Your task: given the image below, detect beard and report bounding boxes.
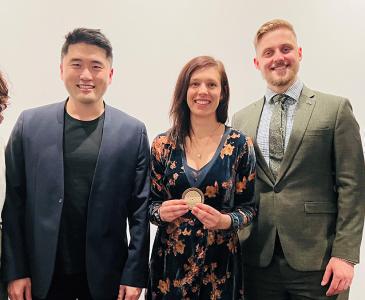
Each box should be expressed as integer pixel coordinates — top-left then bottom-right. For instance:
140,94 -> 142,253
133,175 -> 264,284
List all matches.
266,60 -> 299,88
269,76 -> 293,87
267,67 -> 297,88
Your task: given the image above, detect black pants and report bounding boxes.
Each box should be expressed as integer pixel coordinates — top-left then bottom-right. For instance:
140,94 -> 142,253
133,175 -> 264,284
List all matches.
0,280 -> 7,300
244,239 -> 349,300
33,271 -> 92,300
0,228 -> 7,300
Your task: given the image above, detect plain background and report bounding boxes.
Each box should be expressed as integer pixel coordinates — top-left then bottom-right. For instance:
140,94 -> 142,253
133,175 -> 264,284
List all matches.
0,0 -> 364,298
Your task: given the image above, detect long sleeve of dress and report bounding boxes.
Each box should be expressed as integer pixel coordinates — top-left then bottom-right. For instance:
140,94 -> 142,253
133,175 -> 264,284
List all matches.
227,136 -> 256,230
148,135 -> 171,226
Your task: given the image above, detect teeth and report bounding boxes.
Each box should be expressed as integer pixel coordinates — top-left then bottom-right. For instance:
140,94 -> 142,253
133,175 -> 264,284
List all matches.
78,84 -> 94,89
195,100 -> 210,104
272,64 -> 287,70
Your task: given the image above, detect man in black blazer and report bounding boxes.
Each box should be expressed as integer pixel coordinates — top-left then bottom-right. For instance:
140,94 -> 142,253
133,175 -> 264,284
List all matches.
1,28 -> 150,300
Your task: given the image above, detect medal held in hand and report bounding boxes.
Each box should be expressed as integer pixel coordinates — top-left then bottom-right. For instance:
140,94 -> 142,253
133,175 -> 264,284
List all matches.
182,187 -> 204,209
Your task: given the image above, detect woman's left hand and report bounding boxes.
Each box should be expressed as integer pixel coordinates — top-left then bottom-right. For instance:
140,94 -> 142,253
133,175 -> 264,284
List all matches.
191,203 -> 231,230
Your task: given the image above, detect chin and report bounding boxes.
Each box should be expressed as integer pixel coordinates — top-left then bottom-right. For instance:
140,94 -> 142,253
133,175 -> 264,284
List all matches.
269,75 -> 294,87
78,98 -> 98,104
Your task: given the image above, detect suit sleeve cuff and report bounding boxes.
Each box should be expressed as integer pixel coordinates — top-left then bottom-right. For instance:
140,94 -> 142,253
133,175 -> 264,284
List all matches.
333,256 -> 356,266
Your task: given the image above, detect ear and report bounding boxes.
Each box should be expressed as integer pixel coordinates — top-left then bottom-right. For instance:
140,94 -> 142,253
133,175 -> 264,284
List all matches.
108,68 -> 114,84
298,47 -> 303,61
254,57 -> 260,69
60,63 -> 64,80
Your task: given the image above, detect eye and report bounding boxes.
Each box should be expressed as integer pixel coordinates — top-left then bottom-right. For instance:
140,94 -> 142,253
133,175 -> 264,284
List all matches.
208,82 -> 218,88
92,65 -> 103,70
282,46 -> 292,54
71,63 -> 81,68
190,82 -> 200,88
263,50 -> 273,57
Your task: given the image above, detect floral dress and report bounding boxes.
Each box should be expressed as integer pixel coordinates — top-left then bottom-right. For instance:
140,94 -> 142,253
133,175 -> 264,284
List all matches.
147,127 -> 256,300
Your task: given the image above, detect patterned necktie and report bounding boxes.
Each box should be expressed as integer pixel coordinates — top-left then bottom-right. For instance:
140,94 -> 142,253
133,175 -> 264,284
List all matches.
269,94 -> 289,179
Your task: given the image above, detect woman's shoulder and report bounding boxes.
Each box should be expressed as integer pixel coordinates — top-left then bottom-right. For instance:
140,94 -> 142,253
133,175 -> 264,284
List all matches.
151,131 -> 178,161
152,131 -> 176,147
226,127 -> 253,146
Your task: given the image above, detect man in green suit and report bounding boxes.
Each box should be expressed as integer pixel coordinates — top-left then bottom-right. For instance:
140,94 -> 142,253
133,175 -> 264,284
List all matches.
232,19 -> 365,300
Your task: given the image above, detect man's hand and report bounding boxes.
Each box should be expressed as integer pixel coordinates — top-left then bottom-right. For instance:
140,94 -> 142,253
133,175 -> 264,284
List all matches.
8,278 -> 32,300
321,257 -> 354,296
117,285 -> 142,300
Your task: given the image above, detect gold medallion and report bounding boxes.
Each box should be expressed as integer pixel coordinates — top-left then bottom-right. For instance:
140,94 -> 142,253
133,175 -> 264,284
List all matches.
182,187 -> 204,209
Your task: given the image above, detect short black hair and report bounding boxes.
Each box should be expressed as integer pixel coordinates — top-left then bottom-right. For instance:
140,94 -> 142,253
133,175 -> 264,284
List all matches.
61,28 -> 113,63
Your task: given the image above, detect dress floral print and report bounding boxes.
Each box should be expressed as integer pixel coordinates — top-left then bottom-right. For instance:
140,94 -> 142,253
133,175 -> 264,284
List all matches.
147,127 -> 256,300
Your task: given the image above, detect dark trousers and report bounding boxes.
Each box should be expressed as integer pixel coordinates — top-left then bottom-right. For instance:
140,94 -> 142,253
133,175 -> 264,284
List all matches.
244,240 -> 349,300
0,280 -> 7,300
33,271 -> 92,300
0,228 -> 7,300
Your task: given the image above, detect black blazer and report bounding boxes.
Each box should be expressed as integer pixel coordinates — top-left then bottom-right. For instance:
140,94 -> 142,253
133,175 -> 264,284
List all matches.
1,101 -> 150,299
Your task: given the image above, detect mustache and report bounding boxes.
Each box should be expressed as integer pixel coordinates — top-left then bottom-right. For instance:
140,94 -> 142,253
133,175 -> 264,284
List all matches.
271,61 -> 288,68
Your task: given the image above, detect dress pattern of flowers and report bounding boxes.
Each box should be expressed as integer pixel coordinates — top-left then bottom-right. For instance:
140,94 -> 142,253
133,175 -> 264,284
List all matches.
147,127 -> 256,300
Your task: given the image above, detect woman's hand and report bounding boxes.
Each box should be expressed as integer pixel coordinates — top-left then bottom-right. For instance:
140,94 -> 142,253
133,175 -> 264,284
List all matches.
159,199 -> 189,222
192,203 -> 231,230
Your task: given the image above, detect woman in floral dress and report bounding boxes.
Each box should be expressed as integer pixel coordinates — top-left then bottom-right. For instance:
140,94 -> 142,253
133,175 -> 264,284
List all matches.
147,56 -> 256,300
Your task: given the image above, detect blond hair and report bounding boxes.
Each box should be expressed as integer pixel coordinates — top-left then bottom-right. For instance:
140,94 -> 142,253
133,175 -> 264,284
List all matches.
254,19 -> 296,48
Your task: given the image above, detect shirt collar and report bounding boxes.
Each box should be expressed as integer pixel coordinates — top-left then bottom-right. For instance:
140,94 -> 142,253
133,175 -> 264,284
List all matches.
264,78 -> 304,104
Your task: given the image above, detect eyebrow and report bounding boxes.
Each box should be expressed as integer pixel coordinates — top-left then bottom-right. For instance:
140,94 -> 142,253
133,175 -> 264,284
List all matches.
281,43 -> 294,48
261,43 -> 293,52
69,58 -> 104,65
261,47 -> 273,53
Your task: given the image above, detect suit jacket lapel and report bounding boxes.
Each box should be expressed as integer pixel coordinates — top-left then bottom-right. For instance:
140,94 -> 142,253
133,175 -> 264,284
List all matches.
56,101 -> 66,179
276,86 -> 316,183
88,104 -> 111,203
245,98 -> 275,185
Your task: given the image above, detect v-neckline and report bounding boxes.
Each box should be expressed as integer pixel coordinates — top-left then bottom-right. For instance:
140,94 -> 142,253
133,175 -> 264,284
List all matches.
182,126 -> 230,188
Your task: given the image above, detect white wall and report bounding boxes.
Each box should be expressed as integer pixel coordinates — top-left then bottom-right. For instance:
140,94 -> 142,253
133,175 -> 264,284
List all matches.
1,0 -> 364,298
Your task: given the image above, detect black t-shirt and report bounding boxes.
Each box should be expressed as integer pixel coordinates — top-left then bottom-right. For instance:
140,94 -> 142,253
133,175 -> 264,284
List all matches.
57,110 -> 104,274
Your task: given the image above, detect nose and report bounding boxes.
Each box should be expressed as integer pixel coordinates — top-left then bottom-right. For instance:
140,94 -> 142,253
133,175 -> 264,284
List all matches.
273,50 -> 285,62
80,67 -> 92,80
198,83 -> 208,94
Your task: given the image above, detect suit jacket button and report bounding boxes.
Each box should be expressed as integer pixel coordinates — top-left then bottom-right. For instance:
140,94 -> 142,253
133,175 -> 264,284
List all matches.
273,187 -> 279,193
58,198 -> 63,203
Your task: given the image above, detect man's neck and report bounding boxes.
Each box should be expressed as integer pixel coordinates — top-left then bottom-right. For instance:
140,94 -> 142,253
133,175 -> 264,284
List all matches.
66,98 -> 105,121
268,77 -> 297,94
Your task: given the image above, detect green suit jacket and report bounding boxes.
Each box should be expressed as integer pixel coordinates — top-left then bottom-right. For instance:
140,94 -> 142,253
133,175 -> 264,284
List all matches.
232,85 -> 365,271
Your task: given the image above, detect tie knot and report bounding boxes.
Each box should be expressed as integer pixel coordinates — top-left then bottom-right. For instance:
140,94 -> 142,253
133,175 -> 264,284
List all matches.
272,94 -> 288,104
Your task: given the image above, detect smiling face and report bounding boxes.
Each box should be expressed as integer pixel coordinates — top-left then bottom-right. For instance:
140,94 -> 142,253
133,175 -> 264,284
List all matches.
60,42 -> 113,105
254,28 -> 302,93
186,66 -> 222,120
